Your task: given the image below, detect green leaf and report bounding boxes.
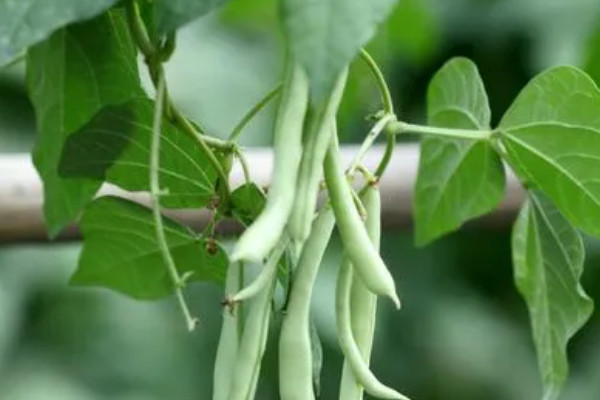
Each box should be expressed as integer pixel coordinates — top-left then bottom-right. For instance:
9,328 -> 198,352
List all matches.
230,183 -> 266,226
59,99 -> 219,209
0,0 -> 119,66
512,191 -> 593,400
281,0 -> 398,101
583,21 -> 600,85
498,66 -> 600,237
72,196 -> 228,299
152,0 -> 229,33
414,57 -> 505,245
26,10 -> 142,237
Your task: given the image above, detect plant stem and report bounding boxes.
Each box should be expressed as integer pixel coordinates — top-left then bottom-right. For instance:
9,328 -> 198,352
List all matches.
357,164 -> 377,184
169,105 -> 231,149
359,49 -> 394,115
348,114 -> 395,175
234,147 -> 253,185
169,104 -> 233,202
358,49 -> 396,179
229,84 -> 283,142
389,120 -> 492,140
126,0 -> 233,201
374,130 -> 395,178
202,133 -> 232,150
125,0 -> 157,59
149,73 -> 198,332
351,189 -> 368,220
159,31 -> 177,61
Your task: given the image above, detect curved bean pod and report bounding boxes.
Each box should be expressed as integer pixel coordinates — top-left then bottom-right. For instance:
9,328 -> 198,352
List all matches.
287,68 -> 349,243
323,132 -> 400,307
213,263 -> 241,400
231,62 -> 309,263
227,277 -> 276,400
336,261 -> 410,400
279,207 -> 336,400
339,185 -> 381,400
231,236 -> 288,303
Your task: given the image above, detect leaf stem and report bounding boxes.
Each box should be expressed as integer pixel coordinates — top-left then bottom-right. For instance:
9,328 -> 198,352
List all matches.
374,130 -> 395,178
359,49 -> 394,115
358,49 -> 396,178
356,164 -> 377,184
149,73 -> 198,332
348,114 -> 395,175
125,0 -> 157,59
228,84 -> 283,142
169,103 -> 233,202
234,146 -> 253,185
351,189 -> 368,220
389,120 -> 492,140
126,0 -> 233,200
169,105 -> 231,149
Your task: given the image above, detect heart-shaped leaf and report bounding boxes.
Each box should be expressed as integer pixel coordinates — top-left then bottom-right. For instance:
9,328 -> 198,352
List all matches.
281,0 -> 398,101
498,66 -> 600,237
59,99 -> 219,209
0,0 -> 119,66
27,9 -> 143,236
512,191 -> 593,400
71,196 -> 228,299
414,57 -> 504,245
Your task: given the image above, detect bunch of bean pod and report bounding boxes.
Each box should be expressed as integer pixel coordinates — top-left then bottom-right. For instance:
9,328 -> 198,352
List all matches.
214,58 -> 410,400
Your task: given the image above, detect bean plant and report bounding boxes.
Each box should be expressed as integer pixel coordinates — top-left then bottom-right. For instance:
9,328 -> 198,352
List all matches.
1,1 -> 598,399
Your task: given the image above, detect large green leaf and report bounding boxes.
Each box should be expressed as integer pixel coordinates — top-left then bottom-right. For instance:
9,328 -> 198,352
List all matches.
0,0 -> 119,66
414,57 -> 505,245
27,10 -> 142,237
512,191 -> 593,400
59,99 -> 219,209
72,196 -> 228,299
498,66 -> 600,237
152,0 -> 229,33
281,0 -> 397,101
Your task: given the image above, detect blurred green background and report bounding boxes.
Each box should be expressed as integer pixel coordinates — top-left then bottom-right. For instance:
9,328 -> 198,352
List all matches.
2,0 -> 600,399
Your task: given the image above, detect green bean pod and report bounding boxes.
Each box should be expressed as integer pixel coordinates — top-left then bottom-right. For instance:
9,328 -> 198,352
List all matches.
213,263 -> 241,400
279,207 -> 336,400
323,133 -> 400,307
339,186 -> 381,400
231,62 -> 309,263
246,366 -> 260,400
287,68 -> 349,243
245,289 -> 272,400
336,261 -> 410,400
231,237 -> 288,303
227,278 -> 276,400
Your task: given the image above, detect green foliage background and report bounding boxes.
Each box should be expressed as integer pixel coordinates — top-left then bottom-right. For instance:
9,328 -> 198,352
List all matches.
2,0 -> 600,399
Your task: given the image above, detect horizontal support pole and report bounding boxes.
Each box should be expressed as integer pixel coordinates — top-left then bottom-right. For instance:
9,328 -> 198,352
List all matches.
0,145 -> 524,243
